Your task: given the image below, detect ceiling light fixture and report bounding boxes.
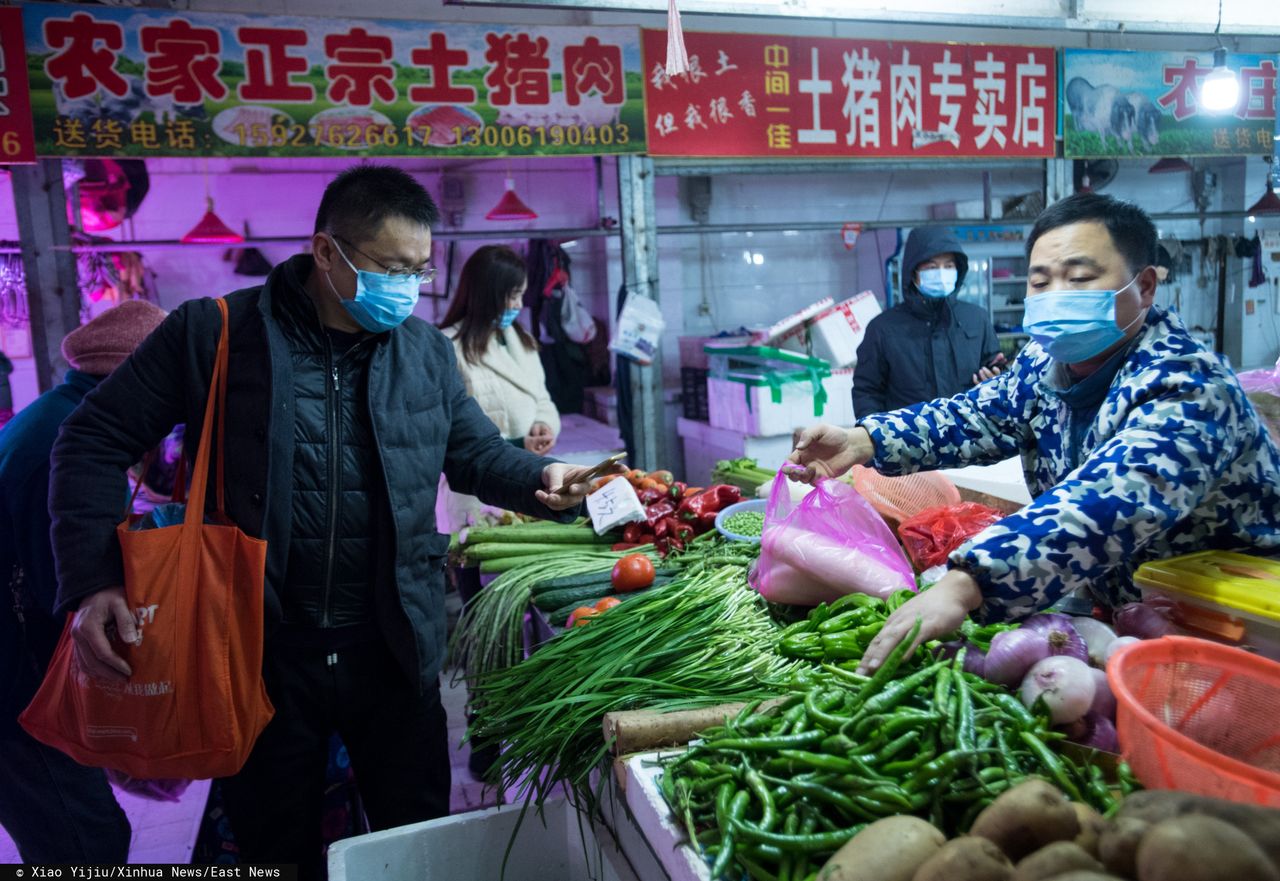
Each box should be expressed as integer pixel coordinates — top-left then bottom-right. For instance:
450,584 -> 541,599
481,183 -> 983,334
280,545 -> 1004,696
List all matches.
182,161 -> 243,244
1149,157 -> 1194,174
485,177 -> 538,222
1247,157 -> 1280,215
1200,2 -> 1239,113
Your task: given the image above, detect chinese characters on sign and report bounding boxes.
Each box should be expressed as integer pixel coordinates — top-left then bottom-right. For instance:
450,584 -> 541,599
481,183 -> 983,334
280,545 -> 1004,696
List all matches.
1063,49 -> 1278,158
22,3 -> 645,157
0,7 -> 37,163
641,30 -> 1056,158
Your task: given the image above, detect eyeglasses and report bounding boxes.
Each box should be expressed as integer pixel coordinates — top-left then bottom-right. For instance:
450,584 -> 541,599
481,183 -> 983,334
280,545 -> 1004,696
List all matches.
333,234 -> 437,285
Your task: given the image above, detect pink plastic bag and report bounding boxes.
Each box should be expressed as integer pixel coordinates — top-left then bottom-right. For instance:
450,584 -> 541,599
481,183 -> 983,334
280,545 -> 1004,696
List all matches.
751,471 -> 915,605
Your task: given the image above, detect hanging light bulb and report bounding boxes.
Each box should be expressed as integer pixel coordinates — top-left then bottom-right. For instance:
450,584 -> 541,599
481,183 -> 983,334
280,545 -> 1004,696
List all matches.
485,177 -> 538,222
1148,157 -> 1193,174
1201,47 -> 1239,113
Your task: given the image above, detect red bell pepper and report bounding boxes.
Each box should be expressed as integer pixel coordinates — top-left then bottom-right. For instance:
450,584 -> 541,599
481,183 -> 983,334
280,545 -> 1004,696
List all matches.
622,522 -> 652,545
637,487 -> 667,505
611,542 -> 646,552
644,498 -> 677,526
677,484 -> 742,522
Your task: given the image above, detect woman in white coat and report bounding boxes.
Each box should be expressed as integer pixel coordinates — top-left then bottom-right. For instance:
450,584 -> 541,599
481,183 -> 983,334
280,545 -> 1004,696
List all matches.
437,245 -> 562,534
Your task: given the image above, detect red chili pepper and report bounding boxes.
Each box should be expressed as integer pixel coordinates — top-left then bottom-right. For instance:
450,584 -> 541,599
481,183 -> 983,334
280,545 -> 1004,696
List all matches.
657,516 -> 688,543
677,484 -> 742,522
669,481 -> 688,500
611,542 -> 646,552
622,522 -> 648,545
655,536 -> 671,556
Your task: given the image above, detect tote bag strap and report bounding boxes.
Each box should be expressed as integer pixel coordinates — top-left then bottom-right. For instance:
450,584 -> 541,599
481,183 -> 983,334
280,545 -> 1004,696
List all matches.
182,298 -> 231,528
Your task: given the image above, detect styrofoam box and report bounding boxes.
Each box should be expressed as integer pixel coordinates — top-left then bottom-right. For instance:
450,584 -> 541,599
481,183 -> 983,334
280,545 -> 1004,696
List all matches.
707,372 -> 854,437
328,797 -> 640,881
809,292 -> 882,368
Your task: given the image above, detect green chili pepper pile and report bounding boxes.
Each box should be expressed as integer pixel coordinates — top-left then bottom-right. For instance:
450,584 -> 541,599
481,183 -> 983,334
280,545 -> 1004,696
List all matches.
777,589 -> 1014,665
659,618 -> 1120,881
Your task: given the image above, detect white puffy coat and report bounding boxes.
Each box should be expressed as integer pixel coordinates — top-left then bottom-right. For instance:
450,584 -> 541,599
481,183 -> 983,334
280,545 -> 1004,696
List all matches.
436,324 -> 561,532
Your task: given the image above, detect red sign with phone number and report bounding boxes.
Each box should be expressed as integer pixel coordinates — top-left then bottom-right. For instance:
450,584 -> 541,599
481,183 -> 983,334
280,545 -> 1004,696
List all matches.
0,7 -> 36,164
642,29 -> 1056,158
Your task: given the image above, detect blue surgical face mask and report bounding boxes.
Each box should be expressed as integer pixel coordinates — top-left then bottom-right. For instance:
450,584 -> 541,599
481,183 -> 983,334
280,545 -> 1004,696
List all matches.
326,237 -> 420,333
917,267 -> 958,299
497,307 -> 521,330
1023,276 -> 1146,363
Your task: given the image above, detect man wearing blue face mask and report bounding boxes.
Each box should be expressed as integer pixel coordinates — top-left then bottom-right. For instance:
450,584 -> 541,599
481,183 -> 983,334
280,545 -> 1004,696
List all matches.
790,192 -> 1280,672
47,165 -> 608,878
853,226 -> 1003,417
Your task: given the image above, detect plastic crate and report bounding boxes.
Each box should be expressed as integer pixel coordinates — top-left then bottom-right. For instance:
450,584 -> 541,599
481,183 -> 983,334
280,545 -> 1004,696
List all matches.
1134,551 -> 1280,660
681,367 -> 710,421
1109,636 -> 1280,807
328,797 -> 638,881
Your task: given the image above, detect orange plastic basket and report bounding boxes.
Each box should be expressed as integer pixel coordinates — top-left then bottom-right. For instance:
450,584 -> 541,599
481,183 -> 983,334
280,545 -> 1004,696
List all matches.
1108,635 -> 1280,807
848,465 -> 961,527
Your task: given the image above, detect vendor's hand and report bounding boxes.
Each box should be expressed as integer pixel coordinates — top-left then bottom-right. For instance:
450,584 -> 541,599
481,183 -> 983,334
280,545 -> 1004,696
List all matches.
524,422 -> 556,456
537,462 -> 623,511
785,425 -> 874,485
857,571 -> 984,674
71,586 -> 138,682
971,364 -> 1003,384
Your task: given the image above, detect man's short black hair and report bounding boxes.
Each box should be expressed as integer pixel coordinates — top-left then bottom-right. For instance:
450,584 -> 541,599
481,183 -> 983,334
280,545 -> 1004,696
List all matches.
314,164 -> 439,241
1026,192 -> 1157,275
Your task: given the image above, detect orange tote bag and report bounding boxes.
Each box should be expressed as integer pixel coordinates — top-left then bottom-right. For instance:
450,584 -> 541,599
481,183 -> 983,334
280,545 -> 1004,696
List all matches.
21,298 -> 274,779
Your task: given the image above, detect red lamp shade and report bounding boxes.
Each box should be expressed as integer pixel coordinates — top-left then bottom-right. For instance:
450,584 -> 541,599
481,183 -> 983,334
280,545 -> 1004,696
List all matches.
485,178 -> 538,221
182,199 -> 244,244
1149,157 -> 1193,174
1248,182 -> 1280,215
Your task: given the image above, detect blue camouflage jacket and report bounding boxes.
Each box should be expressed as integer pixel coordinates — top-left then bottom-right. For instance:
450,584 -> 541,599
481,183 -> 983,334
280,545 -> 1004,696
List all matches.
859,307 -> 1280,623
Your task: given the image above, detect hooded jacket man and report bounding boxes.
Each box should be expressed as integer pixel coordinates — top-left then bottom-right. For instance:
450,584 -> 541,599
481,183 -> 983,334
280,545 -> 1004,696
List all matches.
853,227 -> 1002,417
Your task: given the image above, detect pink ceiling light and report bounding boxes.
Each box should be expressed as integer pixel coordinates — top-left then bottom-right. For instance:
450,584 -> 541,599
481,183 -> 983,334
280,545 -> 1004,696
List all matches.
485,178 -> 538,221
182,197 -> 244,244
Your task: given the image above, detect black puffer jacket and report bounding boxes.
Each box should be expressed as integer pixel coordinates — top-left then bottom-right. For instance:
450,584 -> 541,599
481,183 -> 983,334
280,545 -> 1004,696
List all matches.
275,275 -> 379,628
49,255 -> 569,691
853,227 -> 1000,417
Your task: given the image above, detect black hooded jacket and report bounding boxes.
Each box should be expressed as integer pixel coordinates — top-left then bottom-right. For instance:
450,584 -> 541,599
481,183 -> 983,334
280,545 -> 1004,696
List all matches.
853,227 -> 1001,417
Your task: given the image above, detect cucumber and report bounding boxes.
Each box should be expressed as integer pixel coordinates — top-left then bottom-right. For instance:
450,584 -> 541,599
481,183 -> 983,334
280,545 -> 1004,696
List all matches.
530,572 -> 615,597
533,584 -> 614,611
464,542 -> 604,563
462,524 -> 606,546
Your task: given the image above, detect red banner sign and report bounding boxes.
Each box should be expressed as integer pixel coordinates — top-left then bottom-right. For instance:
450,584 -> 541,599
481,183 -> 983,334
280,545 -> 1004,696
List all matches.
0,7 -> 36,164
642,30 -> 1056,158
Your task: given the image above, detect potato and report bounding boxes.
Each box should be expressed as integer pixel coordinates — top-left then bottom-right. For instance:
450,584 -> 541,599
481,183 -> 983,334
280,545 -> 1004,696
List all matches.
970,779 -> 1081,862
1135,815 -> 1280,881
818,815 -> 945,881
1097,816 -> 1148,878
1070,803 -> 1107,859
912,836 -> 1013,881
1014,842 -> 1105,881
1116,789 -> 1280,866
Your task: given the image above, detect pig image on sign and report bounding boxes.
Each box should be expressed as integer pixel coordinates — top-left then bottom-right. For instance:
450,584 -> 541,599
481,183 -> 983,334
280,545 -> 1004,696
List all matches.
1066,76 -> 1139,151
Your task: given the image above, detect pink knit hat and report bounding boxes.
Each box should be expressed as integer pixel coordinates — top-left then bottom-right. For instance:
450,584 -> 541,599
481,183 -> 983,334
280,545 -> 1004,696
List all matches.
61,299 -> 167,375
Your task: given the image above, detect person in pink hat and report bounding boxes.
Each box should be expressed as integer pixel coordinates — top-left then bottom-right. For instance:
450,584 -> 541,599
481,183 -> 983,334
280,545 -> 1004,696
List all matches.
0,298 -> 165,864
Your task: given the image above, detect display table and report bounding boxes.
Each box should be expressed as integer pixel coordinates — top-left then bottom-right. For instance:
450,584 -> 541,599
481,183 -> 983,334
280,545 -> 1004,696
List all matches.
598,752 -> 708,881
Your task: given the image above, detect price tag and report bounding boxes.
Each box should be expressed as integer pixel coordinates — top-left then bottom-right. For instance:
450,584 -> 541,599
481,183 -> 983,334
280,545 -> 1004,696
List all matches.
586,477 -> 647,536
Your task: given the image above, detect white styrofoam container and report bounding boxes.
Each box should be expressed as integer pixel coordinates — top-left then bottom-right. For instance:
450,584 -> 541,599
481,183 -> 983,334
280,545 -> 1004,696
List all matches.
328,797 -> 639,881
809,292 -> 882,368
707,372 -> 854,437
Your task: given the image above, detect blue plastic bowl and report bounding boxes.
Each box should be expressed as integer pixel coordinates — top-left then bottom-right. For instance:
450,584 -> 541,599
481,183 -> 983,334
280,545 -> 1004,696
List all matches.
715,499 -> 768,544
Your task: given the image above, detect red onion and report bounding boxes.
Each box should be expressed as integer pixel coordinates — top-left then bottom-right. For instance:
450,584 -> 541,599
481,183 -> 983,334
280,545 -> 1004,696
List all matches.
1020,655 -> 1096,725
1067,711 -> 1120,753
1089,666 -> 1116,720
1114,602 -> 1179,639
1071,616 -> 1118,667
936,640 -> 988,678
985,628 -> 1052,686
1022,613 -> 1089,663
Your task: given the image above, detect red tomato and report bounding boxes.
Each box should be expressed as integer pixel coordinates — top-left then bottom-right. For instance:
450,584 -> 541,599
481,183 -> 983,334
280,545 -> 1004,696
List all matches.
593,596 -> 622,613
611,554 -> 656,593
566,605 -> 599,628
